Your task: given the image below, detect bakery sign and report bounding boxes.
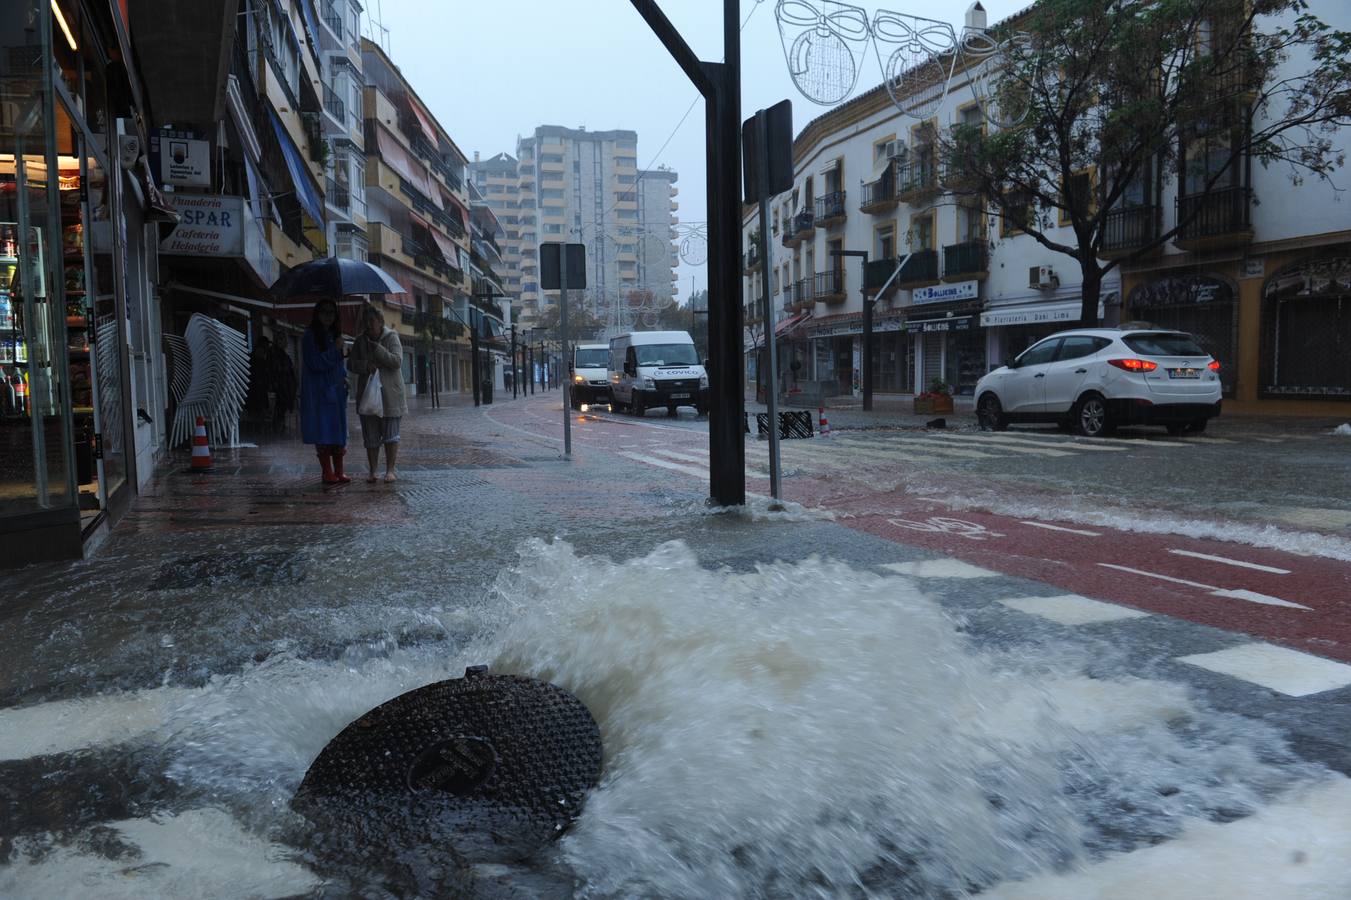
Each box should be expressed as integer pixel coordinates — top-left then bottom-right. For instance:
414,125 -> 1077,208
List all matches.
160,195 -> 277,284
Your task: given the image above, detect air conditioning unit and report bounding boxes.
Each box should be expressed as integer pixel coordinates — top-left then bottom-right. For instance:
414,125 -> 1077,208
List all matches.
885,140 -> 908,161
1028,265 -> 1059,289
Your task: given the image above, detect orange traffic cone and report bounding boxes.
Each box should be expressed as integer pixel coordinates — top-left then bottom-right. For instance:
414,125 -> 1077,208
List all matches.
818,407 -> 831,437
191,416 -> 213,470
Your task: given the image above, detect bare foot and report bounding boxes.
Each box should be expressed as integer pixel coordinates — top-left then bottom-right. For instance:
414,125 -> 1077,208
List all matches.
383,471 -> 398,483
366,472 -> 378,483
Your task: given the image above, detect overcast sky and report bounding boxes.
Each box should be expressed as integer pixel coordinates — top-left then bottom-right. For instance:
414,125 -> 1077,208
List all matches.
366,0 -> 1028,305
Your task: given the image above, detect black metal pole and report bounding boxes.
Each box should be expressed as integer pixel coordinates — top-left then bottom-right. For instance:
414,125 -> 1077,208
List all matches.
631,0 -> 743,505
470,321 -> 481,408
511,324 -> 518,399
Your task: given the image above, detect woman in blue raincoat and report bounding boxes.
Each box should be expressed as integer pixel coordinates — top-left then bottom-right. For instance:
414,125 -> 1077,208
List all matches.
300,298 -> 351,484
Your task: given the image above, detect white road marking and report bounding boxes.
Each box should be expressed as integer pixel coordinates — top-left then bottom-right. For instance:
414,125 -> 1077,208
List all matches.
0,687 -> 197,762
1021,521 -> 1102,537
956,432 -> 1131,452
650,448 -> 710,466
1095,564 -> 1310,611
844,437 -> 1003,459
1168,548 -> 1291,575
1209,588 -> 1311,611
882,559 -> 1000,578
1095,563 -> 1217,590
618,451 -> 706,479
919,434 -> 1083,457
999,594 -> 1150,626
1178,643 -> 1351,696
777,442 -> 954,467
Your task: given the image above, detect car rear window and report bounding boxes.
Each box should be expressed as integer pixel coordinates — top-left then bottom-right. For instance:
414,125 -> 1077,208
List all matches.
1122,333 -> 1206,356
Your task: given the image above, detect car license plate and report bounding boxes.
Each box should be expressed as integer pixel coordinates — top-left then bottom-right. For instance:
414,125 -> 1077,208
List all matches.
670,392 -> 690,399
1168,368 -> 1199,379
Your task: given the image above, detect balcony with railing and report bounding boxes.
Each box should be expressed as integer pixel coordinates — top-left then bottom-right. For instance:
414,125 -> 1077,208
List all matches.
1101,205 -> 1159,258
325,176 -> 350,216
319,0 -> 344,46
814,269 -> 846,303
941,241 -> 989,281
1174,186 -> 1253,252
743,242 -> 761,273
863,258 -> 899,298
789,277 -> 815,311
815,191 -> 847,228
782,209 -> 815,248
859,171 -> 897,214
895,159 -> 940,204
896,248 -> 940,289
321,83 -> 346,134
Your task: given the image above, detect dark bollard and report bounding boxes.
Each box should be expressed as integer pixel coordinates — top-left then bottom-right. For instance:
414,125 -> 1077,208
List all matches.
293,667 -> 602,859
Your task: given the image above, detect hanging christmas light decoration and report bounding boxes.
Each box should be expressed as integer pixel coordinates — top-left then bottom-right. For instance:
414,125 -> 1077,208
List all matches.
775,0 -> 872,106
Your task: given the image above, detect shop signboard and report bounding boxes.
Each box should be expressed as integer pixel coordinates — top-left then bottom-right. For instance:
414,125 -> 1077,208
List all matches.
159,195 -> 277,286
912,280 -> 978,305
150,130 -> 211,187
904,316 -> 973,334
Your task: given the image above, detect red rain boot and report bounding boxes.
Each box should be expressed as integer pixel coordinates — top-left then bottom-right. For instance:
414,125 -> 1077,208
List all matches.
319,447 -> 338,484
331,446 -> 352,484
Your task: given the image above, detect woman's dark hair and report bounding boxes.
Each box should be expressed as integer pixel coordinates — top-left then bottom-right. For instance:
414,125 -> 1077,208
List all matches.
309,299 -> 341,348
362,304 -> 384,329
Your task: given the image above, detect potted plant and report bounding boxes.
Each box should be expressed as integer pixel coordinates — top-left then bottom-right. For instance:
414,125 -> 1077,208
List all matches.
914,376 -> 954,415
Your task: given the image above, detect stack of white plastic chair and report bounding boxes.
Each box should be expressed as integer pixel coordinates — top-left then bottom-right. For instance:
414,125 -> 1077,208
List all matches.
169,313 -> 251,449
162,333 -> 192,405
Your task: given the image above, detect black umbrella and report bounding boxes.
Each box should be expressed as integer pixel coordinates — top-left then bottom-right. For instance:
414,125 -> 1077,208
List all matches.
269,256 -> 405,299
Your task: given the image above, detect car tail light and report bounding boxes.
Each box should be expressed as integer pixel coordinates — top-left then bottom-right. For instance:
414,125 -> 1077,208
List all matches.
1207,360 -> 1221,371
1108,358 -> 1158,372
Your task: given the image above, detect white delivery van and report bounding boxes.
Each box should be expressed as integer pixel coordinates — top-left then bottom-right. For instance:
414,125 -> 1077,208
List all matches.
570,343 -> 611,409
608,331 -> 709,417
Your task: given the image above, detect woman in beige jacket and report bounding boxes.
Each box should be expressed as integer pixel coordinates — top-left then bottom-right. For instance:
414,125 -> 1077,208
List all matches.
348,305 -> 408,482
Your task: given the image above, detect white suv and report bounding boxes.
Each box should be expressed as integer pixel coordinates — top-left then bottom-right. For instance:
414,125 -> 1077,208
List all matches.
974,328 -> 1222,437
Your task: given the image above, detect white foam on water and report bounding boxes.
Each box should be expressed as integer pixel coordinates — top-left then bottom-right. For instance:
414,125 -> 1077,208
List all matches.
24,539 -> 1323,899
0,807 -> 319,900
899,481 -> 1351,563
0,687 -> 199,762
979,775 -> 1351,899
475,540 -> 1325,899
1331,424 -> 1351,436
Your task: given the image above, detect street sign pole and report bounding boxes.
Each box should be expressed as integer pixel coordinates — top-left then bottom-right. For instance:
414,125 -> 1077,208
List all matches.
560,251 -> 572,458
756,114 -> 782,502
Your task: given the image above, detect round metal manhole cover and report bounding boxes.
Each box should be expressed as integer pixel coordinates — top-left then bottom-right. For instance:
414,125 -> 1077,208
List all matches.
293,668 -> 602,857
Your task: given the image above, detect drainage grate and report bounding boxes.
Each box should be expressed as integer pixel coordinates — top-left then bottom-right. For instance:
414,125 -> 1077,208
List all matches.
396,476 -> 492,504
148,551 -> 307,590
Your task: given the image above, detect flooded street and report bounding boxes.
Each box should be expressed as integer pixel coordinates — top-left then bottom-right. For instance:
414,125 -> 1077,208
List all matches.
3,397 -> 1350,898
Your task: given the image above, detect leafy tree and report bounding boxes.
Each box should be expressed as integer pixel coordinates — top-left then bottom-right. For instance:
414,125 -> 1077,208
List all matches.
943,0 -> 1351,325
536,294 -> 601,342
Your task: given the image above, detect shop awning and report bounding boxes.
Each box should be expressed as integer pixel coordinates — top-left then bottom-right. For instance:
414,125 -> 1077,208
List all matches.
406,96 -> 439,147
775,310 -> 810,337
374,125 -> 436,202
267,109 -> 325,225
429,227 -> 459,265
979,298 -> 1105,328
446,194 -> 469,230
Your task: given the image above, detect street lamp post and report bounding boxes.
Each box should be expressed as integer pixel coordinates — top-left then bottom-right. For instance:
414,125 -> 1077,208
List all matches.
831,248 -> 873,412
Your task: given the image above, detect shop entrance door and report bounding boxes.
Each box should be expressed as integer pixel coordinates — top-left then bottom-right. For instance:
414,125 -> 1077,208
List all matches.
65,105 -> 128,522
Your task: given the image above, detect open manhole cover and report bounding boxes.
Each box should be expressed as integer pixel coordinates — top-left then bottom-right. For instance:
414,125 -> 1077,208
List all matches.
293,667 -> 602,860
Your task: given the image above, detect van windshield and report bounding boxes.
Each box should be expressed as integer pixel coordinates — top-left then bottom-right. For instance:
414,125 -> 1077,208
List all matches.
636,344 -> 699,367
574,348 -> 608,368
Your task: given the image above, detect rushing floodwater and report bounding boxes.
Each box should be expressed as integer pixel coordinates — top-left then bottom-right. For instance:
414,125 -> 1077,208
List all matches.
2,539 -> 1341,898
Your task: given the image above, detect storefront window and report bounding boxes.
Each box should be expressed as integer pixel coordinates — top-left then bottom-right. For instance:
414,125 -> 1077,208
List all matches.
1,0 -> 73,517
1261,257 -> 1351,399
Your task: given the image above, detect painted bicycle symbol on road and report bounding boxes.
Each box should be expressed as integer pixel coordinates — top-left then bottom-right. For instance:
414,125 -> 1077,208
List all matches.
887,516 -> 1005,541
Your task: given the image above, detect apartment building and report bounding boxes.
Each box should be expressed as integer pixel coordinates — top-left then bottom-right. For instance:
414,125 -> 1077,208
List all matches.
510,127 -> 679,334
360,37 -> 474,395
315,0 -> 368,263
745,2 -> 1351,415
469,152 -> 524,319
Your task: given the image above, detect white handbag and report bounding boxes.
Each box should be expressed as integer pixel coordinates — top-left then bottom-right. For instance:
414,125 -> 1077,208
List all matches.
358,367 -> 384,417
